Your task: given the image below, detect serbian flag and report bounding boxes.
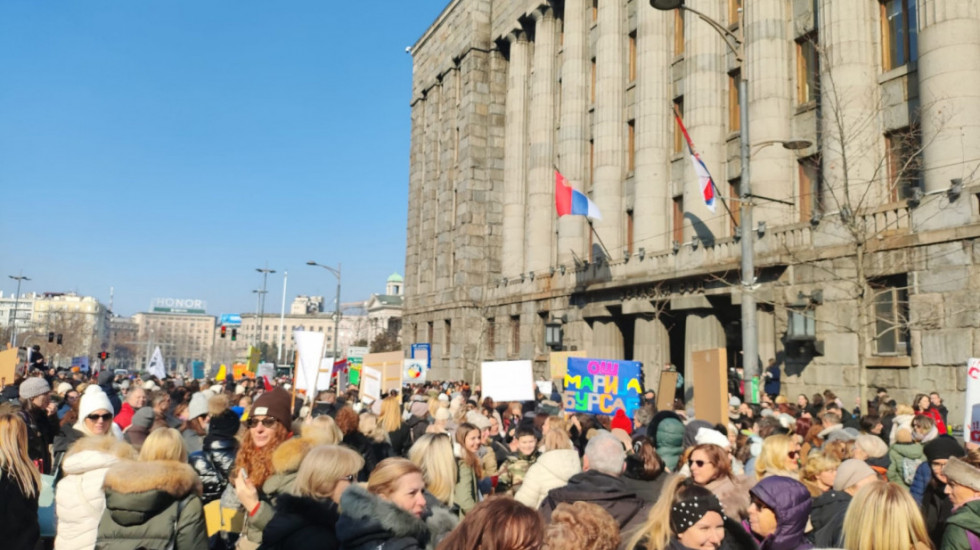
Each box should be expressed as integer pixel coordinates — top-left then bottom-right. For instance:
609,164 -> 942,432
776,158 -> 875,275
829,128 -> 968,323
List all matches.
555,170 -> 602,219
674,111 -> 717,213
330,358 -> 347,379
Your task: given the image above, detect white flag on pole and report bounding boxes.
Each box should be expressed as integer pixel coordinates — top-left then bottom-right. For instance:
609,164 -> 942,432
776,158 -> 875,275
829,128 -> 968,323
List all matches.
294,330 -> 328,391
148,346 -> 166,379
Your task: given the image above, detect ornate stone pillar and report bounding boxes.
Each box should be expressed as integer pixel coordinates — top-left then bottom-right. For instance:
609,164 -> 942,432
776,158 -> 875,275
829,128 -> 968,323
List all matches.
634,315 -> 670,391
591,318 -> 624,360
592,0 -> 626,258
503,30 -> 530,279
683,310 -> 726,401
526,8 -> 558,274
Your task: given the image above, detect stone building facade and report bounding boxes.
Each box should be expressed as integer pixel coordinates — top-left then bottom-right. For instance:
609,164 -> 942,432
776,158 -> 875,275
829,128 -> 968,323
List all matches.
404,0 -> 980,424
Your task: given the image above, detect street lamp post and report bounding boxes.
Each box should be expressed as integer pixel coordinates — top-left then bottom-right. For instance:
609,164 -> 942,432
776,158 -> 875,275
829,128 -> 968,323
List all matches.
256,266 -> 276,349
251,289 -> 267,346
307,261 -> 341,375
8,273 -> 30,347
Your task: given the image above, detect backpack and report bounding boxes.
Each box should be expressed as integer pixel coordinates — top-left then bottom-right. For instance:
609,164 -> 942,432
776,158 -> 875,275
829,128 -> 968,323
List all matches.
901,456 -> 924,486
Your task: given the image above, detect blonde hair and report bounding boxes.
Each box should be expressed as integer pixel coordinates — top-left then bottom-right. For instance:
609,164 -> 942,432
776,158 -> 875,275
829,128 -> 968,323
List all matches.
841,480 -> 933,550
626,475 -> 687,550
428,398 -> 440,418
139,428 -> 188,462
302,415 -> 343,444
0,413 -> 40,498
546,501 -> 620,550
546,415 -> 569,435
408,433 -> 456,506
367,457 -> 423,498
379,396 -> 403,432
359,412 -> 387,443
755,434 -> 797,479
295,445 -> 364,500
802,451 -> 840,481
543,428 -> 574,451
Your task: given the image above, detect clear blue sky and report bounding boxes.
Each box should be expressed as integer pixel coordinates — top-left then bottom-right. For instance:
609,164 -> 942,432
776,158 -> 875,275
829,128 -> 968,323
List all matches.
0,1 -> 447,316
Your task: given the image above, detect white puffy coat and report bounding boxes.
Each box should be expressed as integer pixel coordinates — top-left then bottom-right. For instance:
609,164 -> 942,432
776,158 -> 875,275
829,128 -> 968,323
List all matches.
55,449 -> 122,550
514,449 -> 582,509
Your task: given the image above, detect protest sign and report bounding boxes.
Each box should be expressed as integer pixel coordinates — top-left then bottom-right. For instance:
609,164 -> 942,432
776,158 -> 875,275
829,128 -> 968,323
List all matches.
403,359 -> 427,384
481,360 -> 535,402
966,358 -> 980,443
549,350 -> 587,379
691,348 -> 727,426
191,361 -> 205,380
294,330 -> 327,391
0,347 -> 17,387
360,366 -> 382,401
563,357 -> 643,417
71,356 -> 90,373
535,380 -> 554,396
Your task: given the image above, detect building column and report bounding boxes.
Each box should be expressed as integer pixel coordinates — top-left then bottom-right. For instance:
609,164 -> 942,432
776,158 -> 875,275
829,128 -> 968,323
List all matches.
503,30 -> 530,279
634,0 -> 672,253
558,0 -> 590,268
406,97 -> 425,301
591,318 -> 624,360
917,0 -> 980,228
684,0 -> 727,241
421,83 -> 442,295
745,0 -> 795,227
818,1 -> 881,207
592,0 -> 626,259
683,310 -> 726,400
757,307 -> 778,370
634,315 -> 670,391
526,8 -> 558,275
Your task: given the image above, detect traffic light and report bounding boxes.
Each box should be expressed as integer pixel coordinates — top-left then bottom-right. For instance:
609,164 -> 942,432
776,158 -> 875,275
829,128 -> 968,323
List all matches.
47,332 -> 55,343
98,351 -> 110,361
231,329 -> 237,341
56,334 -> 63,345
220,326 -> 227,338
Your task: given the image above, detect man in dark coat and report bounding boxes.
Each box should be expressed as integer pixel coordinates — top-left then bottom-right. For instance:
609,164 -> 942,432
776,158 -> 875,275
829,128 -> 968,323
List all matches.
810,459 -> 877,547
763,359 -> 781,398
97,369 -> 122,414
539,432 -> 650,538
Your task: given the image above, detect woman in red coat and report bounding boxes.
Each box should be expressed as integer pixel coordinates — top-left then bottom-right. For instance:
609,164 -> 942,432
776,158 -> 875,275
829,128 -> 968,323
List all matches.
913,393 -> 947,435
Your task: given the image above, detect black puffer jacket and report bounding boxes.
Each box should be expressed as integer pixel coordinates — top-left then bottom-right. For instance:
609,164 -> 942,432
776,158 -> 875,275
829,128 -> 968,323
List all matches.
336,485 -> 453,550
259,493 -> 340,550
809,490 -> 850,548
188,438 -> 238,503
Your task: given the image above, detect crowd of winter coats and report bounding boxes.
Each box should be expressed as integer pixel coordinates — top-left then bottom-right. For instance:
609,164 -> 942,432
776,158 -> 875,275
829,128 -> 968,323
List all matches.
1,368 -> 978,550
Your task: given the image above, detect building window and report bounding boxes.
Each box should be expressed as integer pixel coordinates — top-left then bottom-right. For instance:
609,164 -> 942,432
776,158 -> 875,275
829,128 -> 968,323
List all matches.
427,321 -> 434,345
728,71 -> 740,132
627,119 -> 636,172
674,9 -> 684,56
510,315 -> 521,356
728,179 -> 740,235
444,319 -> 451,353
673,96 -> 684,154
880,0 -> 917,71
871,275 -> 909,356
799,155 -> 822,222
589,139 -> 595,188
590,58 -> 597,103
885,126 -> 922,202
728,0 -> 742,26
796,33 -> 819,104
628,31 -> 637,83
626,210 -> 634,256
486,318 -> 495,355
672,196 -> 684,244
592,0 -> 598,22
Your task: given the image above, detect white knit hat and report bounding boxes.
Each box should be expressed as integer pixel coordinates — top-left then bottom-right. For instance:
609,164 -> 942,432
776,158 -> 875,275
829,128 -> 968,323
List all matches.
78,385 -> 114,420
695,426 -> 731,449
187,392 -> 208,420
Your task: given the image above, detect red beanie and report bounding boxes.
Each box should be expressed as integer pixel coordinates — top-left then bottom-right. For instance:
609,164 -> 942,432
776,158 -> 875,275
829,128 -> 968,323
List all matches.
611,409 -> 632,434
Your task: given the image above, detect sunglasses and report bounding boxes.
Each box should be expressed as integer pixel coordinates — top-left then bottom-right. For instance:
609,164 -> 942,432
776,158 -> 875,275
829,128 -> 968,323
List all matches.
689,459 -> 709,468
87,413 -> 112,422
246,417 -> 278,429
788,450 -> 800,459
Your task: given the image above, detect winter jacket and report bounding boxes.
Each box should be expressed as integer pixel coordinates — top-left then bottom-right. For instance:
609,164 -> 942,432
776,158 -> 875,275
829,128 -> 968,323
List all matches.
258,493 -> 340,550
344,432 -> 395,482
188,437 -> 238,503
706,475 -> 753,522
942,499 -> 980,550
404,415 -> 429,446
539,471 -> 651,537
808,490 -> 850,548
55,448 -> 124,550
764,364 -> 781,397
114,402 -> 136,431
96,459 -> 208,550
420,491 -> 460,548
514,449 -> 582,508
336,484 -> 449,550
749,476 -> 813,550
388,423 -> 413,457
622,471 -> 673,504
921,476 -> 954,548
454,459 -> 480,516
887,441 -> 924,489
20,405 -> 57,473
242,435 -> 320,545
0,468 -> 40,550
648,411 -> 685,472
911,460 -> 932,504
916,407 -> 947,436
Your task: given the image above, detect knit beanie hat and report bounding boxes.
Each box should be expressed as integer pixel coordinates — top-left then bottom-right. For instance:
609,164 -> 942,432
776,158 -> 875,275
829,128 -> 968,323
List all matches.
78,385 -> 114,420
854,434 -> 889,459
695,426 -> 731,449
131,407 -> 156,430
56,381 -> 74,396
834,459 -> 877,491
611,409 -> 633,435
924,435 -> 966,463
187,392 -> 208,420
249,387 -> 291,430
944,456 -> 980,492
19,377 -> 51,400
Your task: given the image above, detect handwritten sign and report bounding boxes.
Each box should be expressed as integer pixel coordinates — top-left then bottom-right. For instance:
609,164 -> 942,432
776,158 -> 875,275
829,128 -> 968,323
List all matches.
967,358 -> 980,442
563,357 -> 643,417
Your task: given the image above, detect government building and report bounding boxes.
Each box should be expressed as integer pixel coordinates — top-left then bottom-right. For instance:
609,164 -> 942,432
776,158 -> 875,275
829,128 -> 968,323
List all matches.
402,0 -> 980,421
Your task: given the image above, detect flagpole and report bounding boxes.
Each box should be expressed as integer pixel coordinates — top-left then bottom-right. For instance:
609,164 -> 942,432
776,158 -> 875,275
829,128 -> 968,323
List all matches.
587,220 -> 613,262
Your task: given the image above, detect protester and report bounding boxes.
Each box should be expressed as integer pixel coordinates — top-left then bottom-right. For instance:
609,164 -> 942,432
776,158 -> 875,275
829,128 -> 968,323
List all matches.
438,496 -> 545,550
800,451 -> 839,497
357,412 -> 397,478
0,412 -> 42,550
913,435 -> 964,547
188,393 -> 240,503
381,395 -> 413,457
940,456 -> 980,548
913,393 -> 947,436
122,406 -> 155,450
182,391 -> 208,454
18,375 -> 57,473
754,434 -> 801,480
497,425 -> 540,494
514,428 -> 582,509
337,458 -> 456,549
647,411 -> 685,472
687,440 -> 752,522
887,423 -> 925,490
113,386 -> 145,430
54,436 -> 135,550
259,445 -> 364,550
454,421 -> 484,516
53,385 -> 121,477
408,432 -> 459,512
840,480 -> 932,550
621,436 -> 671,504
542,501 -> 619,550
748,476 -> 812,550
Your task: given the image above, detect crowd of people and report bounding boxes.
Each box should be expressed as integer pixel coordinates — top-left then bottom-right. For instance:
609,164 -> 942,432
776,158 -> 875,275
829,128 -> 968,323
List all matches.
0,361 -> 974,550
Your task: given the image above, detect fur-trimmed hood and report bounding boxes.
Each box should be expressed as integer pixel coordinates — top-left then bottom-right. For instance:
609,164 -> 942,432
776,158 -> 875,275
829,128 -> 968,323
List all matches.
336,484 -> 430,549
271,435 -> 322,474
103,460 -> 202,527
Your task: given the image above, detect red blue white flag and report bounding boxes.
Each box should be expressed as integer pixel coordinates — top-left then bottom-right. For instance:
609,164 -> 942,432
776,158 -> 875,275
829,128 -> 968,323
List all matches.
674,111 -> 717,213
555,170 -> 602,220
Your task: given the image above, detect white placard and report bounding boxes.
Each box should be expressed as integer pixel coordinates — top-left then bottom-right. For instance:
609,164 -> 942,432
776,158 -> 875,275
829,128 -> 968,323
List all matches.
294,330 -> 327,391
361,366 -> 382,401
481,360 -> 535,402
966,358 -> 980,443
403,359 -> 427,384
535,380 -> 554,396
148,347 -> 166,379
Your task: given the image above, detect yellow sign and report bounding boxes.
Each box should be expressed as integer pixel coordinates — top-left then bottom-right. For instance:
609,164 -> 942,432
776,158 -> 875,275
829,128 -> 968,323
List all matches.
246,346 -> 261,373
215,364 -> 227,381
549,350 -> 587,379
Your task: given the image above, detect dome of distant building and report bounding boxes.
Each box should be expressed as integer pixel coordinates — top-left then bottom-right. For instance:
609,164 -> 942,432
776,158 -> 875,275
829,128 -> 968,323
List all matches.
387,272 -> 403,283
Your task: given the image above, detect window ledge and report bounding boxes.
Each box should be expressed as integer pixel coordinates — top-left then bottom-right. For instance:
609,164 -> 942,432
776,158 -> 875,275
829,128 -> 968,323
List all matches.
878,60 -> 917,85
867,355 -> 912,368
795,101 -> 818,115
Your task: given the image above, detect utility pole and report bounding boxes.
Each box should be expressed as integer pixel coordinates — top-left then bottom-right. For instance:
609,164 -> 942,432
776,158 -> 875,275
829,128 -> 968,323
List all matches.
256,265 -> 276,348
8,272 -> 30,347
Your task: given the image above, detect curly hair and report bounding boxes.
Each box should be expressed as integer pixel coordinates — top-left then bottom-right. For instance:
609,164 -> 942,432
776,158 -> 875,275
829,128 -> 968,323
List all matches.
544,501 -> 620,550
334,406 -> 359,436
234,422 -> 290,488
